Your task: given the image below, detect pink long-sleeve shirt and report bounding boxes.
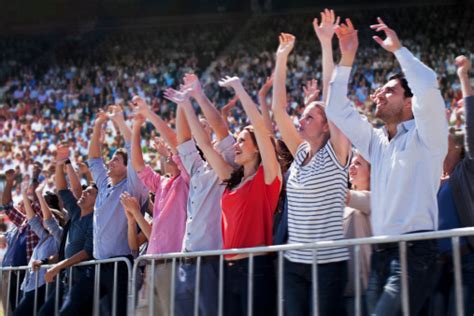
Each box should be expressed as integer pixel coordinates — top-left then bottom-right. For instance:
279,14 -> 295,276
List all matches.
138,155 -> 189,255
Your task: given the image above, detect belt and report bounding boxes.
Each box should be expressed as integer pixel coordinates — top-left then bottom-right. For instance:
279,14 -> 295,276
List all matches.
179,256 -> 219,265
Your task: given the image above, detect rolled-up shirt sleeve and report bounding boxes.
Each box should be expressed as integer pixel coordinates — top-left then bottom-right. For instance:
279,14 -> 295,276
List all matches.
326,66 -> 379,162
215,134 -> 237,167
138,165 -> 162,193
178,139 -> 204,177
125,141 -> 148,202
44,218 -> 63,243
28,215 -> 48,240
87,157 -> 109,190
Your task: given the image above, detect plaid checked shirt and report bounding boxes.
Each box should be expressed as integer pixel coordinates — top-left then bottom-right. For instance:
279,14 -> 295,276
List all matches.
2,200 -> 42,262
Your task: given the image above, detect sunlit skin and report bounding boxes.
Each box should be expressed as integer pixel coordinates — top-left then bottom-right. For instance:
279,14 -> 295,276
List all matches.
372,79 -> 413,138
77,186 -> 98,211
233,129 -> 259,171
442,135 -> 463,177
106,152 -> 127,185
298,102 -> 330,146
349,154 -> 370,191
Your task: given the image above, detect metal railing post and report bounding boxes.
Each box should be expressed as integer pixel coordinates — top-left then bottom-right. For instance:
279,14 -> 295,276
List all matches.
278,251 -> 284,316
451,237 -> 464,316
399,241 -> 409,315
149,259 -> 155,316
247,254 -> 254,316
311,249 -> 319,316
218,255 -> 224,316
194,256 -> 202,316
354,245 -> 361,316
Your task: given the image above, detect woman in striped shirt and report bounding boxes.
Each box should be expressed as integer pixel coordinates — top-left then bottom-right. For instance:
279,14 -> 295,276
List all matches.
272,10 -> 352,316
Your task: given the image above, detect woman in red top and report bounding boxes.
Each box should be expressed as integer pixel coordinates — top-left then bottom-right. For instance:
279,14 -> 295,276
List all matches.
218,76 -> 282,316
176,73 -> 282,315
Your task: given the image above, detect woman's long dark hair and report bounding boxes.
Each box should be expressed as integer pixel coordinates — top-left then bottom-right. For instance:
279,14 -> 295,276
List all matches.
224,126 -> 261,190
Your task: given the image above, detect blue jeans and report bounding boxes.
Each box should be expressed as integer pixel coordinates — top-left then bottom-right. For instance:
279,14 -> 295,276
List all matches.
224,255 -> 276,316
366,239 -> 437,316
284,259 -> 347,316
175,259 -> 219,316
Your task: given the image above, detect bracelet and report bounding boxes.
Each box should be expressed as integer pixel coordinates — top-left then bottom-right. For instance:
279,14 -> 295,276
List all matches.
41,258 -> 49,265
64,159 -> 71,165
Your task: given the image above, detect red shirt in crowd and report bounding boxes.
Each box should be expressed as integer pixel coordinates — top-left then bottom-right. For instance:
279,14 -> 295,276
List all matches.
221,165 -> 281,258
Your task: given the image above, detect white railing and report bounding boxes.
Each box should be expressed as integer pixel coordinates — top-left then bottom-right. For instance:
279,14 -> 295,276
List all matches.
2,227 -> 474,316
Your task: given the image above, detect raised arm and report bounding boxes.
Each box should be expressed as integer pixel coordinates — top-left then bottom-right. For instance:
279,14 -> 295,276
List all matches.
258,76 -> 275,135
44,250 -> 90,283
184,73 -> 230,141
130,114 -> 146,173
176,104 -> 192,146
221,96 -> 238,131
65,164 -> 83,200
317,16 -> 352,165
219,76 -> 282,184
371,17 -> 447,152
456,55 -> 473,158
2,169 -> 15,205
88,111 -> 108,159
77,162 -> 94,185
21,183 -> 36,220
326,19 -> 376,162
108,105 -> 132,142
313,9 -> 339,103
131,96 -> 178,152
165,88 -> 234,181
55,145 -> 68,191
272,33 -> 303,156
35,182 -> 52,221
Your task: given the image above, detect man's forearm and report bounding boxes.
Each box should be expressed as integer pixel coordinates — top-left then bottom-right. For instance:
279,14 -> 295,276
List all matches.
1,181 -> 13,205
88,125 -> 103,159
459,73 -> 473,98
194,93 -> 228,141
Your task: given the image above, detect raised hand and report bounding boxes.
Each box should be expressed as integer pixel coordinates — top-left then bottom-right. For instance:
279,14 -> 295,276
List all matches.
182,73 -> 203,98
303,79 -> 321,106
5,169 -> 16,183
107,105 -> 125,123
370,17 -> 402,53
221,96 -> 239,115
163,88 -> 190,104
313,9 -> 340,43
258,76 -> 273,98
94,110 -> 108,127
130,95 -> 151,117
56,144 -> 70,163
335,18 -> 359,66
276,33 -> 295,59
32,260 -> 42,272
218,76 -> 243,90
455,55 -> 471,77
152,137 -> 171,157
20,181 -> 29,195
133,113 -> 146,127
35,180 -> 46,196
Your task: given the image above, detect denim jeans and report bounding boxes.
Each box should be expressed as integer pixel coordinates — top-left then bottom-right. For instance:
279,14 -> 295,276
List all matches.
224,255 -> 276,316
366,239 -> 437,316
175,259 -> 219,316
427,251 -> 474,316
13,285 -> 46,316
284,258 -> 347,316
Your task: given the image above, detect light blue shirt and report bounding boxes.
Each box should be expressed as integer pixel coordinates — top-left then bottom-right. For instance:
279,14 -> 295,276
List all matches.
326,47 -> 448,236
177,135 -> 236,252
22,216 -> 60,292
88,142 -> 148,259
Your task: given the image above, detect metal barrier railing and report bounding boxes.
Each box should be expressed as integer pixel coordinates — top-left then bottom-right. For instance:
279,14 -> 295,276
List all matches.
0,257 -> 132,316
1,227 -> 474,316
131,227 -> 474,316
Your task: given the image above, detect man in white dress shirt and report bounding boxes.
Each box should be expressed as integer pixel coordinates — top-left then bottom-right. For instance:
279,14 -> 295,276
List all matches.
325,17 -> 448,315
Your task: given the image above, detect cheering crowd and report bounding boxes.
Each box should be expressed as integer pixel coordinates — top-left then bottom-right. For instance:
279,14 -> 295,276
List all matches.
1,4 -> 474,316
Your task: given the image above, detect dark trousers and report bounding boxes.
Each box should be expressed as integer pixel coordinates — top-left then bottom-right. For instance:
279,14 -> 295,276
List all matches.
425,251 -> 474,316
13,285 -> 46,316
284,259 -> 347,316
98,259 -> 131,316
6,270 -> 25,312
224,255 -> 276,316
38,268 -> 95,316
175,259 -> 219,316
366,239 -> 437,316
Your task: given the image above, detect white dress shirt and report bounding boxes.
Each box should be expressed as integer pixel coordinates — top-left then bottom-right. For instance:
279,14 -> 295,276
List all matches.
326,47 -> 448,236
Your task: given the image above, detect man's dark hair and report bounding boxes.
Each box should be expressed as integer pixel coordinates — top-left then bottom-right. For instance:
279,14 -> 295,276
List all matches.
115,148 -> 128,166
389,73 -> 413,98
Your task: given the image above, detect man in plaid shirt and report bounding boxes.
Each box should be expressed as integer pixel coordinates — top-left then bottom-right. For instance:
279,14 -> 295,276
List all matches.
1,168 -> 42,313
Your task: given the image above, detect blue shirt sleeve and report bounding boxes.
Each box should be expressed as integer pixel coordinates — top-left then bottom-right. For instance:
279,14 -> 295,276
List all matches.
58,189 -> 80,220
88,157 -> 110,190
124,142 -> 148,205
